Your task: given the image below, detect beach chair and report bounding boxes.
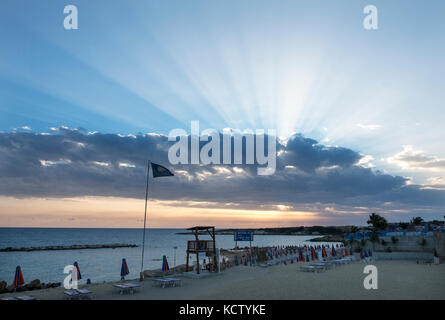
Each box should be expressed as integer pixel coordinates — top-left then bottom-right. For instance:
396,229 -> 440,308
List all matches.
64,289 -> 92,300
331,259 -> 345,266
64,290 -> 80,300
152,277 -> 181,288
313,263 -> 333,270
152,278 -> 172,288
113,283 -> 141,294
16,296 -> 37,300
164,277 -> 182,287
300,265 -> 324,273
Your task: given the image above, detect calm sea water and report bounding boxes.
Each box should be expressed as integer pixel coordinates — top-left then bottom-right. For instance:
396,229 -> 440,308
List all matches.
0,228 -> 333,284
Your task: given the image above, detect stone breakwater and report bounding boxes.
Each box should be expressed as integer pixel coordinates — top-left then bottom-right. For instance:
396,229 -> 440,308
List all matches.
0,279 -> 61,294
0,243 -> 138,252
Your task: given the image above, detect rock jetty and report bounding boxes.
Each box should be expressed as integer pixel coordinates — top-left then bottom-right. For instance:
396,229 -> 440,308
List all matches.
0,279 -> 61,294
0,243 -> 137,252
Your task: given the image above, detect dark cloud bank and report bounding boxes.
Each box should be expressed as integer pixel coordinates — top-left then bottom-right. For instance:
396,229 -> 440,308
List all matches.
1,128 -> 444,220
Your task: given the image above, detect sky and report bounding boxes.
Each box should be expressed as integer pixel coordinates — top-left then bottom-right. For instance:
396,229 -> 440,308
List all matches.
1,0 -> 445,228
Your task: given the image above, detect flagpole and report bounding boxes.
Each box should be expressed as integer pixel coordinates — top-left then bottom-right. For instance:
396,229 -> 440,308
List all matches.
140,159 -> 150,280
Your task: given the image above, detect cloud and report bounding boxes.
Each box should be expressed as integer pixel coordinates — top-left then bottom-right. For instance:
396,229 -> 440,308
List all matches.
0,128 -> 444,216
387,145 -> 445,171
356,123 -> 381,131
357,155 -> 376,168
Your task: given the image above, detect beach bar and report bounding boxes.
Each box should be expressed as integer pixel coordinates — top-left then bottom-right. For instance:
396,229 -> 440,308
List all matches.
186,226 -> 217,274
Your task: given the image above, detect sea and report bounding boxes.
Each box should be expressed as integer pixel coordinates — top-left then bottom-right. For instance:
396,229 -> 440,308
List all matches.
0,228 -> 336,284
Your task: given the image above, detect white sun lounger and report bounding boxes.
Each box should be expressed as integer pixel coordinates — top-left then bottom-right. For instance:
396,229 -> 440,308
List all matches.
300,265 -> 324,273
16,296 -> 37,300
64,289 -> 92,300
164,278 -> 182,287
152,278 -> 181,288
112,283 -> 141,295
312,263 -> 333,270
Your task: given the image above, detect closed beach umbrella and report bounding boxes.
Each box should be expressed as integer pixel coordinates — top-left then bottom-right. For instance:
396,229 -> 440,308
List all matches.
322,247 -> 327,258
234,256 -> 238,266
299,249 -> 304,261
331,247 -> 336,257
120,258 -> 129,279
73,261 -> 82,281
13,266 -> 25,289
162,255 -> 170,272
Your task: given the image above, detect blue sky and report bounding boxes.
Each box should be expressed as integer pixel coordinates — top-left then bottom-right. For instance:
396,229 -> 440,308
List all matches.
1,1 -> 445,226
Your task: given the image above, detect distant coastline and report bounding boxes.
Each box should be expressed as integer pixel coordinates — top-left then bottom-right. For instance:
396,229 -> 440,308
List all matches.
176,226 -> 350,242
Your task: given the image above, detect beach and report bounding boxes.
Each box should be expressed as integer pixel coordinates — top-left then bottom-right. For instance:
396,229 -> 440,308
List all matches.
0,228 -> 336,284
2,259 -> 444,300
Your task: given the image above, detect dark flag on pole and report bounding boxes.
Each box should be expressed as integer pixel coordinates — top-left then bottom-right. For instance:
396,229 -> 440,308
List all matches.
151,163 -> 174,178
140,161 -> 174,280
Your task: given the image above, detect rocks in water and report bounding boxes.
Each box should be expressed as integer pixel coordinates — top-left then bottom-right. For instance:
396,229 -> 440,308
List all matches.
143,269 -> 164,278
5,284 -> 15,293
142,264 -> 191,278
16,285 -> 26,292
0,279 -> 60,294
44,282 -> 61,289
43,282 -> 55,289
0,243 -> 138,252
0,281 -> 7,294
172,264 -> 188,273
24,279 -> 42,290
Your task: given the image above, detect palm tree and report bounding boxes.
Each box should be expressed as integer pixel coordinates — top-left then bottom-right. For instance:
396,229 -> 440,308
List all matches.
350,226 -> 359,233
398,222 -> 409,229
411,216 -> 424,226
367,213 -> 388,231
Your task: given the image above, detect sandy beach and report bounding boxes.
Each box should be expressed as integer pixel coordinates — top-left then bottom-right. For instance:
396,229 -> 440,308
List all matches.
2,260 -> 444,300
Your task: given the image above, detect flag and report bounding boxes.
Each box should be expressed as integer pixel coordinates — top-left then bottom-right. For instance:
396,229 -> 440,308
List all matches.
151,163 -> 174,178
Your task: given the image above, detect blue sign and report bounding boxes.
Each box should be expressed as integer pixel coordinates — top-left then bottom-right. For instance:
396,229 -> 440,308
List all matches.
234,231 -> 254,242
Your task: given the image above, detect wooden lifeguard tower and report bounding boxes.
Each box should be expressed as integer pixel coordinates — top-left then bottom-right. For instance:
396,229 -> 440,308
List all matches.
186,226 -> 217,274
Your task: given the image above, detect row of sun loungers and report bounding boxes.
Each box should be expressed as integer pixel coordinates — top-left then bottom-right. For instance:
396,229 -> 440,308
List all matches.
1,278 -> 182,300
300,256 -> 357,272
1,276 -> 185,300
151,277 -> 182,288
